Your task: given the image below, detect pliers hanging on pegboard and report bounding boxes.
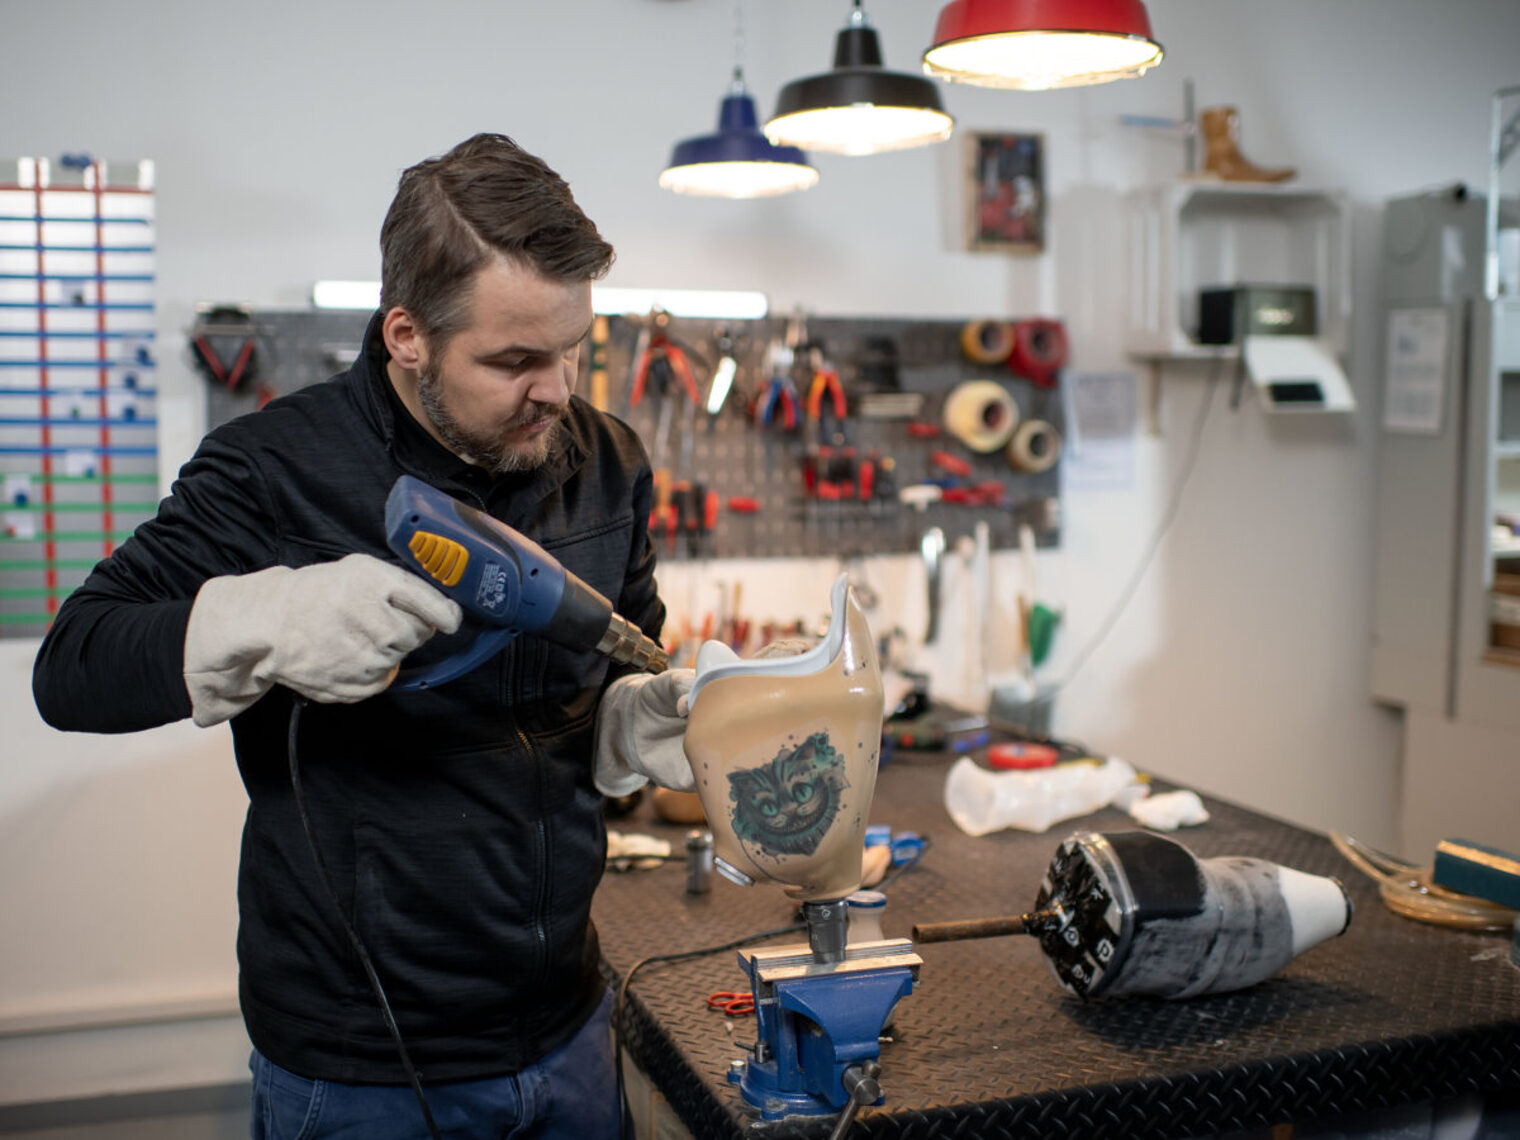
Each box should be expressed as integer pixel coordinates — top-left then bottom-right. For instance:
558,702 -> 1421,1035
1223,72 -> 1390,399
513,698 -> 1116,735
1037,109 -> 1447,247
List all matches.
804,345 -> 847,441
630,314 -> 701,411
630,311 -> 701,470
756,341 -> 799,431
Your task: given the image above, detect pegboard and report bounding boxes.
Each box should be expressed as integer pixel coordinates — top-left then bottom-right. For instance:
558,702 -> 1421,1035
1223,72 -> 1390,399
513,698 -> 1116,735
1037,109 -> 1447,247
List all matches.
198,308 -> 369,430
602,313 -> 1062,560
203,309 -> 1064,561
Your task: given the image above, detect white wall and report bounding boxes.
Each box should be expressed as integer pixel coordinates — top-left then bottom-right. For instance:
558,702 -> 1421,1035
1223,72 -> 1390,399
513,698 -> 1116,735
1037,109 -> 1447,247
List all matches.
2,0 -> 1518,1107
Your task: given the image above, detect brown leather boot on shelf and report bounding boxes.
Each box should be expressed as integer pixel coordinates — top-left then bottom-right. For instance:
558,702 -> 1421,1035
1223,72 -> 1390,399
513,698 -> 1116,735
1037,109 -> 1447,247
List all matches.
1199,106 -> 1296,182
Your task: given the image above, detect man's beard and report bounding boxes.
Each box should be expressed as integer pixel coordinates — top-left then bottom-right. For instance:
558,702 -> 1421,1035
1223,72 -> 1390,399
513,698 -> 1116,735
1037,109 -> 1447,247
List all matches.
416,359 -> 564,475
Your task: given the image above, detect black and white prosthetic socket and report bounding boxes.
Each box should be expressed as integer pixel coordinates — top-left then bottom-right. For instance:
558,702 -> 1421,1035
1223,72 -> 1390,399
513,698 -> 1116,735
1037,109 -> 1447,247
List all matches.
1032,831 -> 1353,1000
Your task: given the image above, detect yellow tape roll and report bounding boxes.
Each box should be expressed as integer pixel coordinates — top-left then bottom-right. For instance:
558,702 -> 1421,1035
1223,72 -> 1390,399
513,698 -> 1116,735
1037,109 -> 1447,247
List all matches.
1007,418 -> 1061,473
943,380 -> 1019,453
960,319 -> 1015,364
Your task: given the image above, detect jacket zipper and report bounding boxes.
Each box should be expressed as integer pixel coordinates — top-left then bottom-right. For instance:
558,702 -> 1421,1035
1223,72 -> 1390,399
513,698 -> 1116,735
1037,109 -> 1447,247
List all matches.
513,717 -> 552,996
501,645 -> 551,1000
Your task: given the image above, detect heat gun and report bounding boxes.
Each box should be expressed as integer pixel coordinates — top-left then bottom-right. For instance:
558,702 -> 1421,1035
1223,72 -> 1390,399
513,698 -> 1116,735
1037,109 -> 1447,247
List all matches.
383,474 -> 667,689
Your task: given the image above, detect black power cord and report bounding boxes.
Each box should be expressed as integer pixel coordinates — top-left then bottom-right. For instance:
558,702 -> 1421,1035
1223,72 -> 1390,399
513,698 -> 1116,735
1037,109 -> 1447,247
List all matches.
614,921 -> 806,1140
1052,352 -> 1225,697
287,699 -> 443,1140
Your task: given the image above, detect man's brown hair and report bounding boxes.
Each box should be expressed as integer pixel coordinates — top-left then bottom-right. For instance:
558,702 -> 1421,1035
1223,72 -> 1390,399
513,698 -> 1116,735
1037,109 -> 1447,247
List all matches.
380,133 -> 613,346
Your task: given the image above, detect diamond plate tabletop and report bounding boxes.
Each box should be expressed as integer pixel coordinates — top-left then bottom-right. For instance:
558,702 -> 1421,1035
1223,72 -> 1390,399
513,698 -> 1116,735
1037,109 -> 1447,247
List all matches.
592,753 -> 1520,1139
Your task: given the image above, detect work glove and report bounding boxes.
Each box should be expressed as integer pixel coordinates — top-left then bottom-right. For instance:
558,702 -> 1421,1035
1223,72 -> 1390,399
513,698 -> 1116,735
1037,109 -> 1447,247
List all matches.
592,669 -> 697,797
183,553 -> 462,727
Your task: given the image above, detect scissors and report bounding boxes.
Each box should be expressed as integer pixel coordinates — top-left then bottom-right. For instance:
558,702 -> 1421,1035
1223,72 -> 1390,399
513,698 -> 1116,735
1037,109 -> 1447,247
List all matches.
706,990 -> 756,1017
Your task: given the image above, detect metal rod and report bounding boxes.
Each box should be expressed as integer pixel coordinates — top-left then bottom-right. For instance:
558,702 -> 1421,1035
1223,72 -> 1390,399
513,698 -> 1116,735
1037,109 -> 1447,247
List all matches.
911,911 -> 1057,944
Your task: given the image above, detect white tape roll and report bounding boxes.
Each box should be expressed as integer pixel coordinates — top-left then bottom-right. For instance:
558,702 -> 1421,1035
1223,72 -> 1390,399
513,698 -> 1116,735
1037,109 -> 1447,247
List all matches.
1007,418 -> 1061,473
943,380 -> 1019,453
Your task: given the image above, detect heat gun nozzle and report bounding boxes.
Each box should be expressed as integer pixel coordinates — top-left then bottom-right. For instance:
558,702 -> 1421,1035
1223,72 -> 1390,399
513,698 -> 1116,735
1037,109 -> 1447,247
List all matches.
596,613 -> 669,674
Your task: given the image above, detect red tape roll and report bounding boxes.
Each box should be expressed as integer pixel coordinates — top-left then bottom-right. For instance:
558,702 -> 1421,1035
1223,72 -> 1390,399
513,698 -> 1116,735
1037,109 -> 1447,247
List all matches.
1009,319 -> 1068,388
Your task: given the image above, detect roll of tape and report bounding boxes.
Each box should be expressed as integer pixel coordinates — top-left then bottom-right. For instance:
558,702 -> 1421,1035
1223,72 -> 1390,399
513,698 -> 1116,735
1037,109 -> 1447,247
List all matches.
1009,319 -> 1068,387
960,319 -> 1015,364
943,380 -> 1019,453
1007,418 -> 1061,473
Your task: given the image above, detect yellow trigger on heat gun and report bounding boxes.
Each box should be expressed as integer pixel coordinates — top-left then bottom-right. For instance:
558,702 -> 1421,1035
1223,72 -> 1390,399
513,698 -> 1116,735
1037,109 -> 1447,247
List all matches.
407,530 -> 469,588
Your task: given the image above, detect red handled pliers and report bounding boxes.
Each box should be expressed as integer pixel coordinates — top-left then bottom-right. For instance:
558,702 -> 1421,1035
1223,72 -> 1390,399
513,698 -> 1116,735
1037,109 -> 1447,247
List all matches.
806,363 -> 846,427
630,330 -> 700,408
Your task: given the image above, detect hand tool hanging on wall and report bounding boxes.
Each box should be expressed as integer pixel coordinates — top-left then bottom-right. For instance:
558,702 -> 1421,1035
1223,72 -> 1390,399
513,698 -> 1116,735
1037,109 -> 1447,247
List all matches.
803,345 -> 854,541
753,336 -> 799,487
621,310 -> 656,415
930,449 -> 972,478
805,345 -> 847,432
705,326 -> 740,416
631,311 -> 701,547
921,526 -> 945,645
190,304 -> 272,406
671,480 -> 719,559
588,315 -> 611,411
755,345 -> 799,430
630,310 -> 701,457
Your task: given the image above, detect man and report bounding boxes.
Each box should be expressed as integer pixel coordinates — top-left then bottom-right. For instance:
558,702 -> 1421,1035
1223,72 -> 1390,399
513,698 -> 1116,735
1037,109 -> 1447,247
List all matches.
33,134 -> 693,1139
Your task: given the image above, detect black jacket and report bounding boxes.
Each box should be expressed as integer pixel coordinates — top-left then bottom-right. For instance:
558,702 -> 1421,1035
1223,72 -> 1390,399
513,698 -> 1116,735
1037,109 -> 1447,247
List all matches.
32,313 -> 663,1082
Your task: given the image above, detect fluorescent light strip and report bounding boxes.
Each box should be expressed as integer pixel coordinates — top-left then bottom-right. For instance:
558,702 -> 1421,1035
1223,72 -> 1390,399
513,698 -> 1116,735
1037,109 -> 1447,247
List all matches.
312,280 -> 381,310
592,287 -> 768,320
314,281 -> 768,321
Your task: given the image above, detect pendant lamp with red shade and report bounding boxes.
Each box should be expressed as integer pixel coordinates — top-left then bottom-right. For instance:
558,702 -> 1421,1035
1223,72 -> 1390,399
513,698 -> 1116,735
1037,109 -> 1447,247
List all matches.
923,0 -> 1163,91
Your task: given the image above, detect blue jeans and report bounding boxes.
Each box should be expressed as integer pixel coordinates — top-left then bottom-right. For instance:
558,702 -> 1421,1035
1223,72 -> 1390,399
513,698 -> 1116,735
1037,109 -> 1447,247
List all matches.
249,990 -> 619,1139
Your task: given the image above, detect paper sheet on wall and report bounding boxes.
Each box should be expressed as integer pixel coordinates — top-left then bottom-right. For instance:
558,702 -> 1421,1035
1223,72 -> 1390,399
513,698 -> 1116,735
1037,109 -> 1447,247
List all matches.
1383,307 -> 1449,434
1061,371 -> 1136,491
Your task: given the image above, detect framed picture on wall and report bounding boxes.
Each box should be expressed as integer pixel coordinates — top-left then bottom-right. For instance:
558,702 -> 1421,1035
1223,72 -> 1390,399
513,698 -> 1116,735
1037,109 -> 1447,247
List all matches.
966,132 -> 1045,253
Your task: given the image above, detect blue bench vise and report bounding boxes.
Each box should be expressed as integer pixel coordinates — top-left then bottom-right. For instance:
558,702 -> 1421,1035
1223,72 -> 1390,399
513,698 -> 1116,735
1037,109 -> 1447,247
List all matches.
728,900 -> 922,1121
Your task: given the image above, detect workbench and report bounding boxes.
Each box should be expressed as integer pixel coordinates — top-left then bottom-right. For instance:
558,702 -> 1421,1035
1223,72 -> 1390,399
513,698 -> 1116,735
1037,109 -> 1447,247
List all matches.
592,752 -> 1520,1138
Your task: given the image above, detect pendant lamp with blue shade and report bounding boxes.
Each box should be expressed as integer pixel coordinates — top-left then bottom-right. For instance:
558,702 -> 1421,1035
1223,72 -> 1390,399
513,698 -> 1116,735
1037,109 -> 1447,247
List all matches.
660,72 -> 819,199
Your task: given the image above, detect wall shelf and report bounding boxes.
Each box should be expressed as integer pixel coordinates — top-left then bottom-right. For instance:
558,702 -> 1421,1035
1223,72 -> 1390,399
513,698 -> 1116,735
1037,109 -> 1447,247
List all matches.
1124,181 -> 1351,361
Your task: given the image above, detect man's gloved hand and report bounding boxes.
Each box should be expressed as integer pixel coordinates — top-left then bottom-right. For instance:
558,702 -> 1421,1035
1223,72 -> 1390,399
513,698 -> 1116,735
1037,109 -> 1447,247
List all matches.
592,669 -> 697,797
183,553 -> 462,727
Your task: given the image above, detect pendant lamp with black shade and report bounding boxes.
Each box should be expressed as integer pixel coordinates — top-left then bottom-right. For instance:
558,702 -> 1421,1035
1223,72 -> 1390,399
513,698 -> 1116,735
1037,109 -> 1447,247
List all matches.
765,2 -> 955,157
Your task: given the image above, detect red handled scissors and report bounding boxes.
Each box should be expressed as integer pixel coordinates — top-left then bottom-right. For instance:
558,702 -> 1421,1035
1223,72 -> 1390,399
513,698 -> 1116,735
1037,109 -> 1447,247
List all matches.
706,990 -> 755,1017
